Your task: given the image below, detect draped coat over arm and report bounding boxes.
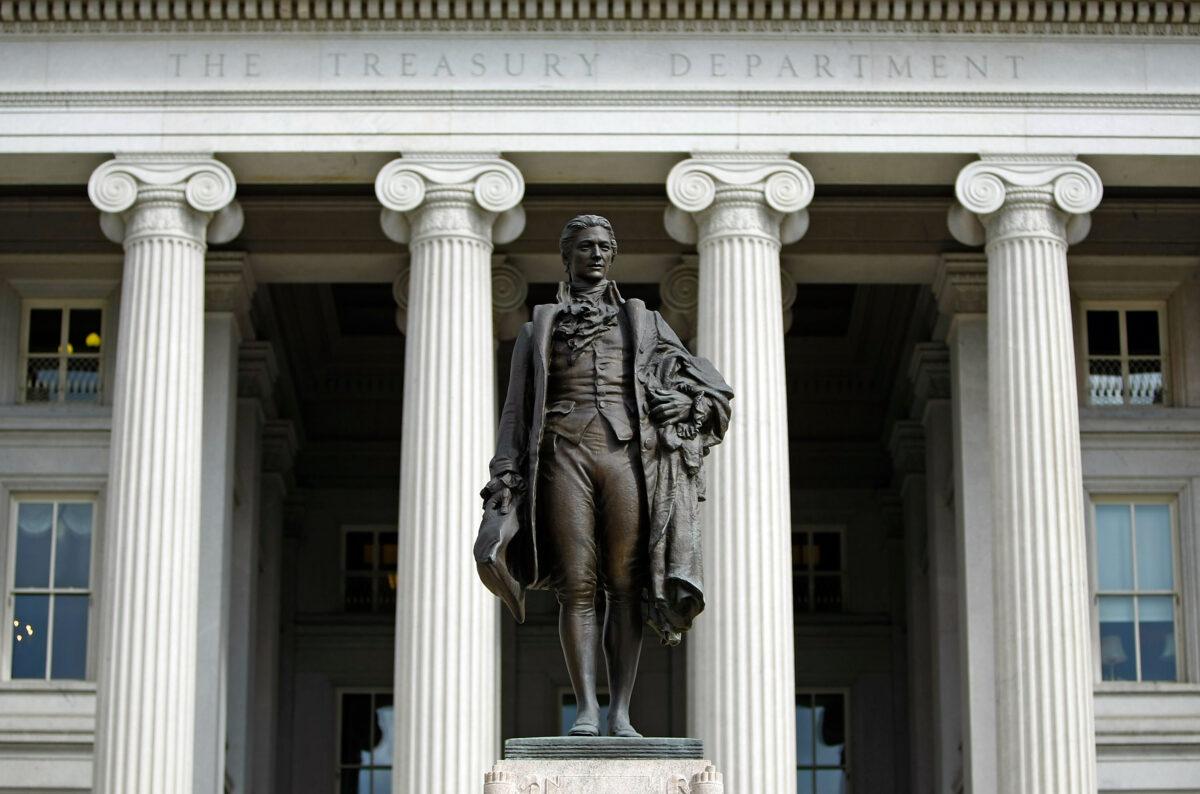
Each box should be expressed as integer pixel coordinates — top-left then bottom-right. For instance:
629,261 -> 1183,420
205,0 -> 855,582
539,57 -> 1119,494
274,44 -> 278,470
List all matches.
475,295 -> 733,643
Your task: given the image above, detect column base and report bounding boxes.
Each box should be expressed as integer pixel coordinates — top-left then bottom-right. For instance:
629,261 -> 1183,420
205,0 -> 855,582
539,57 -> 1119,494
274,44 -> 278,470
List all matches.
485,738 -> 725,792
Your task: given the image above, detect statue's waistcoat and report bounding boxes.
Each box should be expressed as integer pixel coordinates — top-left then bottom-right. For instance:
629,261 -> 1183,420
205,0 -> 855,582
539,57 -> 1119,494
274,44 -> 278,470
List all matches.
544,313 -> 636,443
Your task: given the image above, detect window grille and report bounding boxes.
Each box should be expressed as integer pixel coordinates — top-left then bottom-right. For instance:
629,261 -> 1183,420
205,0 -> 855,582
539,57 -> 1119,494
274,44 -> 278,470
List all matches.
342,526 -> 398,613
1092,499 -> 1180,682
796,691 -> 849,794
7,498 -> 94,680
19,302 -> 104,404
793,527 -> 845,613
337,690 -> 393,794
1083,305 -> 1167,406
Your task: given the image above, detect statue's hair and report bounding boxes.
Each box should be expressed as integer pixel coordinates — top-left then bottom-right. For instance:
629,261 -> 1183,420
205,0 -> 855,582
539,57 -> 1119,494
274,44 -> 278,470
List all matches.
559,214 -> 618,268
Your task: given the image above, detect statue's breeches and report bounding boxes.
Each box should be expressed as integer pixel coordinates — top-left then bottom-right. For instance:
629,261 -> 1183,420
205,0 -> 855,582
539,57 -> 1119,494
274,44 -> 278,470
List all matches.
538,418 -> 648,605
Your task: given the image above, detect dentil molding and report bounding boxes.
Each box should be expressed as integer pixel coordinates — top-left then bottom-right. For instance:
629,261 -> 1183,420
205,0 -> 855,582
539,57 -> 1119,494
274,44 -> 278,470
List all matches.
2,0 -> 1195,34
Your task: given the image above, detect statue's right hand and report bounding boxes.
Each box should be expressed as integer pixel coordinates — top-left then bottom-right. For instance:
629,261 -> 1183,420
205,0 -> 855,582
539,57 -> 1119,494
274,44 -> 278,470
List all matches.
486,487 -> 514,515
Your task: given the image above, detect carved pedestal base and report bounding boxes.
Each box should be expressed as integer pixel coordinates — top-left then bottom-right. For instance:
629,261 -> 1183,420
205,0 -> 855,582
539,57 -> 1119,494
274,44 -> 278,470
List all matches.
483,759 -> 724,793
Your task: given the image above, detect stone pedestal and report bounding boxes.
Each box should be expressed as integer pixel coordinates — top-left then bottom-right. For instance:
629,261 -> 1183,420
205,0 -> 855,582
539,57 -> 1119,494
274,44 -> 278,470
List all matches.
485,738 -> 724,793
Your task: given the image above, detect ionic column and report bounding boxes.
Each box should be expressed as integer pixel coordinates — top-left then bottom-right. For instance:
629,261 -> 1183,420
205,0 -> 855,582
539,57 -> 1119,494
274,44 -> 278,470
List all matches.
88,154 -> 242,794
665,155 -> 813,792
949,156 -> 1102,794
375,155 -> 525,793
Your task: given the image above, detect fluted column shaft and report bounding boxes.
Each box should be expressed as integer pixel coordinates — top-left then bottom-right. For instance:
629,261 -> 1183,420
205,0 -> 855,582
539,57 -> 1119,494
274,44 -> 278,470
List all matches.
375,156 -> 525,793
87,155 -> 242,794
951,157 -> 1102,794
666,156 -> 813,792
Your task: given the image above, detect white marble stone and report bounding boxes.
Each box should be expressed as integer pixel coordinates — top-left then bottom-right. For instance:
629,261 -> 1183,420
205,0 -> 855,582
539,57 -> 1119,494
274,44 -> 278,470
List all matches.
376,154 -> 524,794
666,154 -> 811,794
951,156 -> 1102,794
933,255 -> 998,794
483,759 -> 724,793
87,154 -> 242,794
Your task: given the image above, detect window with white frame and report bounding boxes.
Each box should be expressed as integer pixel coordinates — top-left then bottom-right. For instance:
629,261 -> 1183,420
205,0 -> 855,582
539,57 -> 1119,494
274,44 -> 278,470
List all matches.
793,527 -> 845,613
796,691 -> 849,794
1092,498 -> 1181,682
19,301 -> 105,404
342,526 -> 398,613
7,497 -> 95,680
337,690 -> 393,794
1082,304 -> 1168,406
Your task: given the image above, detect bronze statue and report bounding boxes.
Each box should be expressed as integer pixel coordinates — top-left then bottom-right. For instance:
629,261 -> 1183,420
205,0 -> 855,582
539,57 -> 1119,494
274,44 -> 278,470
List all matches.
474,214 -> 733,738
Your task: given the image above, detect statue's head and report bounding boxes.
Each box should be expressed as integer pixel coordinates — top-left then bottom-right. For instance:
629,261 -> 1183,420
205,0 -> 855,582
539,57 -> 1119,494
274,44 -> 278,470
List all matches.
559,214 -> 618,289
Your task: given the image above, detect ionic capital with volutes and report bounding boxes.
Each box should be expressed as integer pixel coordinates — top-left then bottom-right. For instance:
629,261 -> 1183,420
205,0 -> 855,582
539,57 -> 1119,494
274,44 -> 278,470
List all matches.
375,154 -> 525,246
88,154 -> 242,247
664,155 -> 815,246
948,156 -> 1102,248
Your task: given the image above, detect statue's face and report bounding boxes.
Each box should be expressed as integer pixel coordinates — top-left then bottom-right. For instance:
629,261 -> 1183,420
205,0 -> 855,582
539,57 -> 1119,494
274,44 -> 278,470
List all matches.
565,226 -> 615,289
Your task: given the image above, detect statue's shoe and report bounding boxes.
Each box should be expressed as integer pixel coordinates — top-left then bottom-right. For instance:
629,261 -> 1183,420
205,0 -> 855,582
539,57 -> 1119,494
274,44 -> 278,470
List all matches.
607,721 -> 642,738
567,719 -> 600,737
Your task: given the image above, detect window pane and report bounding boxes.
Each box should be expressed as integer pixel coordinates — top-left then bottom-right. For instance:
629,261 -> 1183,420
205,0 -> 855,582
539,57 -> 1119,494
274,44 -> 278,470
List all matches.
345,532 -> 374,571
1125,311 -> 1160,356
11,594 -> 50,679
65,358 -> 102,403
1138,596 -> 1176,682
372,769 -> 392,794
380,533 -> 398,572
793,575 -> 811,613
814,694 -> 845,766
797,771 -> 815,794
815,770 -> 848,794
15,502 -> 54,588
796,696 -> 815,766
1128,359 -> 1163,406
345,576 -> 373,612
813,576 -> 842,613
1095,505 -> 1133,590
67,309 -> 103,354
25,356 -> 60,402
1087,359 -> 1124,406
1134,505 -> 1173,590
341,770 -> 368,794
372,696 -> 394,768
50,594 -> 89,679
1098,596 -> 1136,681
341,693 -> 373,765
55,503 -> 93,588
1137,595 -> 1177,682
1086,311 -> 1120,356
28,308 -> 62,354
812,532 -> 841,572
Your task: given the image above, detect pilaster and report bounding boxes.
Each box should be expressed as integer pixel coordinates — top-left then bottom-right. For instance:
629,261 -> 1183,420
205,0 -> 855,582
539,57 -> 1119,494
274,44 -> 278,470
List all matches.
375,154 -> 525,793
950,156 -> 1102,794
195,254 -> 255,794
933,255 -> 997,794
665,154 -> 813,792
88,154 -> 241,794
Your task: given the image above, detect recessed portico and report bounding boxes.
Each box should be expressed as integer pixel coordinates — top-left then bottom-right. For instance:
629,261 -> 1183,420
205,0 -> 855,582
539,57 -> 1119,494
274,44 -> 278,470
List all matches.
1,6 -> 1199,793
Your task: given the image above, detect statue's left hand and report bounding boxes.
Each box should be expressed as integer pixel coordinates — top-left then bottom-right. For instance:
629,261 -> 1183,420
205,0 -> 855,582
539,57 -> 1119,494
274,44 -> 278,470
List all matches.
649,389 -> 693,425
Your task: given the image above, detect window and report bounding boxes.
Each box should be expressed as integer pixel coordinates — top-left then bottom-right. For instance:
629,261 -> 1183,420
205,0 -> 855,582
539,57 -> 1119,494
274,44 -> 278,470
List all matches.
793,527 -> 845,613
796,691 -> 849,794
7,498 -> 95,680
342,527 -> 398,613
559,690 -> 610,736
19,301 -> 104,404
1092,499 -> 1180,682
1083,305 -> 1167,406
337,690 -> 393,794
